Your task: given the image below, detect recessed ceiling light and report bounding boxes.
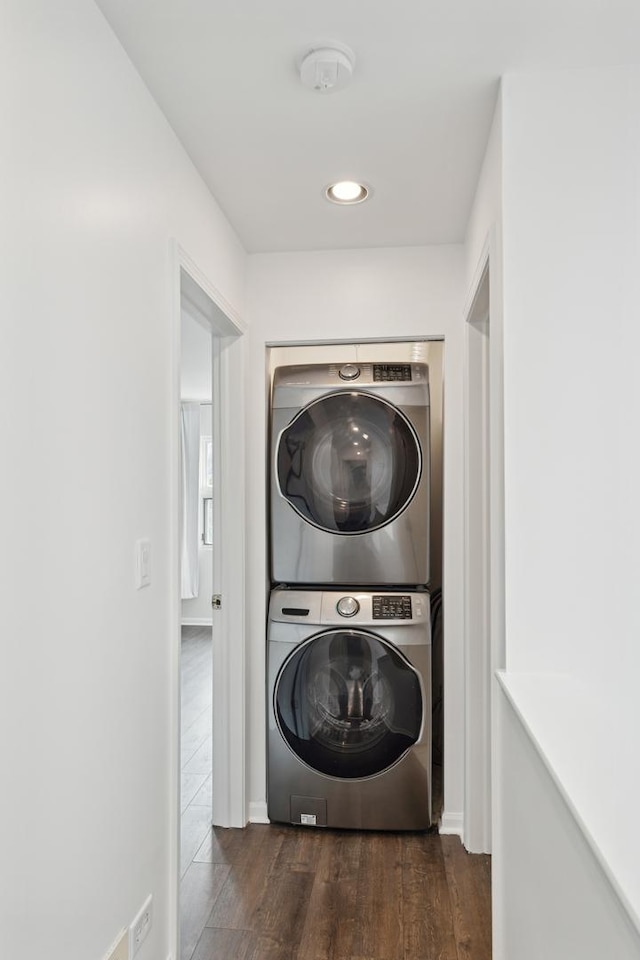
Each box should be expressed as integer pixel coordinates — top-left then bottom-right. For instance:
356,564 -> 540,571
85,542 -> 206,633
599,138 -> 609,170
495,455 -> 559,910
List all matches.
325,181 -> 370,205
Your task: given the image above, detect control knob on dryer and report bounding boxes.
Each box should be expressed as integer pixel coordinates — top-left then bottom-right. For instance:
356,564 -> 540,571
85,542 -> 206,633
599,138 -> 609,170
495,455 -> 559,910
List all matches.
338,363 -> 360,381
337,596 -> 360,617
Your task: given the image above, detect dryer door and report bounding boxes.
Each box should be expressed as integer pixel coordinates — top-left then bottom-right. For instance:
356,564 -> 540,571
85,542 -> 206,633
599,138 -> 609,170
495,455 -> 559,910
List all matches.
276,392 -> 421,534
274,629 -> 423,779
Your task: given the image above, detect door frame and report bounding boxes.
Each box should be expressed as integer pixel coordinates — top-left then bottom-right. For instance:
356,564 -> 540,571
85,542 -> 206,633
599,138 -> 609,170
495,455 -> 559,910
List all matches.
462,226 -> 505,854
169,241 -> 247,960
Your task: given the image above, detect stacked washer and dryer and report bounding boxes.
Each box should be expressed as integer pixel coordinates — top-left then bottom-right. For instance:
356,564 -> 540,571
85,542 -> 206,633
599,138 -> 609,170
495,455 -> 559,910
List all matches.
268,361 -> 433,831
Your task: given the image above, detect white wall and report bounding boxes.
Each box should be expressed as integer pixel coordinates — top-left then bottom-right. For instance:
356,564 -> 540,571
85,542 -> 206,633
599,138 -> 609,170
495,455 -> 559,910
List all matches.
245,245 -> 465,825
496,685 -> 640,960
493,66 -> 640,953
502,66 -> 640,685
0,3 -> 246,959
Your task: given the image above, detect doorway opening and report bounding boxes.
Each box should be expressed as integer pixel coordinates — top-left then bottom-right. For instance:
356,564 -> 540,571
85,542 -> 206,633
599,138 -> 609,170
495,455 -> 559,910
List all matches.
179,307 -> 214,899
170,247 -> 246,960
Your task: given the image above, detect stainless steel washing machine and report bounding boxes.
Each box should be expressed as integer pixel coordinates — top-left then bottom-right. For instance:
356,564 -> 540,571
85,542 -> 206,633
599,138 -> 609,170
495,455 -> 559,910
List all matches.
270,362 -> 430,586
267,587 -> 432,831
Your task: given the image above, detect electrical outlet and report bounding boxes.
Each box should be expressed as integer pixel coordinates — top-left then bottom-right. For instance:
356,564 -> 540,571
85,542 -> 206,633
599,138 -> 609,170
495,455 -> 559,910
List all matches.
103,928 -> 128,960
129,894 -> 153,957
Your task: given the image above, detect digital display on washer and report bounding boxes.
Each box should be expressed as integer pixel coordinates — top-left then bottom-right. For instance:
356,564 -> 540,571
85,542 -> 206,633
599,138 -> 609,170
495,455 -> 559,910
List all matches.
373,363 -> 412,382
372,595 -> 412,619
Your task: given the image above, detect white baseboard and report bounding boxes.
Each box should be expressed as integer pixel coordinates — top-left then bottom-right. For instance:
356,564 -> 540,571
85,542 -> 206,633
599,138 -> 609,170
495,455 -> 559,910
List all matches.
439,811 -> 464,837
181,618 -> 213,627
249,801 -> 269,824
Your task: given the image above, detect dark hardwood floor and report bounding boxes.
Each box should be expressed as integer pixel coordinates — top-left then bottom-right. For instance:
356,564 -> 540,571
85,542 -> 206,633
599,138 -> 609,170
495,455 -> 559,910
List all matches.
180,626 -> 492,960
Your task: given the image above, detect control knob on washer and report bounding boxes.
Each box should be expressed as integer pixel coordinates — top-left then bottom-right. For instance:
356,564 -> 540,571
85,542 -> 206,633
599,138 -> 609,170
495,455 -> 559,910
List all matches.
337,596 -> 360,617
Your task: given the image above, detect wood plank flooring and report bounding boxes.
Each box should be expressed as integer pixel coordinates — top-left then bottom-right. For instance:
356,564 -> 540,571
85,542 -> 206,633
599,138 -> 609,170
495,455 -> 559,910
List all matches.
180,626 -> 492,960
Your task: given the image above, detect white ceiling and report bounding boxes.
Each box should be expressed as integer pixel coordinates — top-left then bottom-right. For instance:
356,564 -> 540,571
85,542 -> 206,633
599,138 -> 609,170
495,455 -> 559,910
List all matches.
95,0 -> 640,253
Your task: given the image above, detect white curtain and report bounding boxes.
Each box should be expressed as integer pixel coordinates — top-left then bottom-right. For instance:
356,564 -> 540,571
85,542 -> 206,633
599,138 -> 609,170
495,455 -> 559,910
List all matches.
180,402 -> 201,599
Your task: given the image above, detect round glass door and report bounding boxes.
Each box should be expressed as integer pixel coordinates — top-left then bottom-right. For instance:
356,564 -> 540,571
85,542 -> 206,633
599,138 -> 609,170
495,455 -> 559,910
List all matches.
274,629 -> 423,779
276,392 -> 421,534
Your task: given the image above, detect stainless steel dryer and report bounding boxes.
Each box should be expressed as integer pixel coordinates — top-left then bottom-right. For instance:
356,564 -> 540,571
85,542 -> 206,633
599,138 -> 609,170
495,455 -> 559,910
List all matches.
270,362 -> 430,586
267,587 -> 432,831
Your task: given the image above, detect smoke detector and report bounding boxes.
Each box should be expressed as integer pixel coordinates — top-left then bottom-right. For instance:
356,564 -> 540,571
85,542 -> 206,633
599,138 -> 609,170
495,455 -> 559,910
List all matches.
299,42 -> 355,93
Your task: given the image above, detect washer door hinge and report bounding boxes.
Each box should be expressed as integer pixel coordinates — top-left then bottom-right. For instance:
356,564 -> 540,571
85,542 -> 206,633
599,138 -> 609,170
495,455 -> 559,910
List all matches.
211,594 -> 222,610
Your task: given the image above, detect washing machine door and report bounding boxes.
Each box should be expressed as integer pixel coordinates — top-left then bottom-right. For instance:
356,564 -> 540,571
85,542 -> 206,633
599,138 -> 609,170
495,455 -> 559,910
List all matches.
276,392 -> 421,534
274,629 -> 423,779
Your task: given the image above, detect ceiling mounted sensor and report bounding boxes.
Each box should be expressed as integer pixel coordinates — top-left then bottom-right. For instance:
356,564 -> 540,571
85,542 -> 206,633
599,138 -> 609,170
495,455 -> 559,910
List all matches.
299,41 -> 355,94
325,181 -> 370,205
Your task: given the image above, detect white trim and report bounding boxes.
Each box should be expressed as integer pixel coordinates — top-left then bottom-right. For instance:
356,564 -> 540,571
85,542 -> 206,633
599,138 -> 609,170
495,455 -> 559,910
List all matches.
463,232 -> 492,322
463,219 -> 508,857
439,811 -> 465,837
168,242 -> 183,960
168,240 -> 247,960
179,247 -> 247,336
210,326 -> 247,829
266,334 -> 442,348
248,801 -> 270,824
461,220 -> 505,859
181,618 -> 213,627
463,238 -> 492,855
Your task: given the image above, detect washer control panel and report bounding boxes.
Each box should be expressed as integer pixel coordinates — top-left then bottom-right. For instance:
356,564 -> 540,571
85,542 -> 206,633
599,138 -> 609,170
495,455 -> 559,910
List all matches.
271,590 -> 428,625
372,595 -> 413,619
336,596 -> 360,617
373,363 -> 412,382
